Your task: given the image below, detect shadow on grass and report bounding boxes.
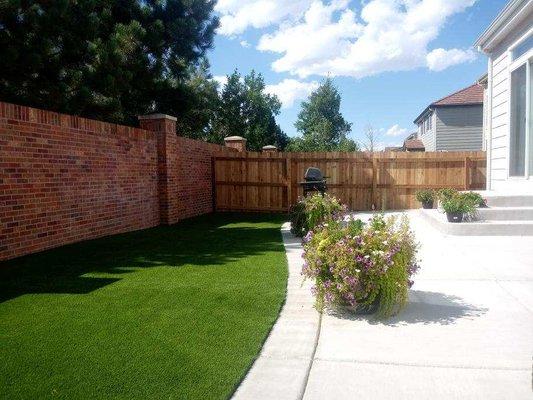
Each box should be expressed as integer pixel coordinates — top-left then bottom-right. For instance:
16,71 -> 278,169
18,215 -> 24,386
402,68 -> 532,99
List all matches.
329,290 -> 488,326
0,213 -> 287,303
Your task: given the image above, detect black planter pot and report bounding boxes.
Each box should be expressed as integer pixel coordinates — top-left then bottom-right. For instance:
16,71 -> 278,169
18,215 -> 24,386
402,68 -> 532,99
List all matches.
446,212 -> 463,223
421,200 -> 434,209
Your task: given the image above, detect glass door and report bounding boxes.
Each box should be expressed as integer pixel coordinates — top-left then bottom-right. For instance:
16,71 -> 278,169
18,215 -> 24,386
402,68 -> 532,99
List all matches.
509,64 -> 526,177
509,31 -> 532,178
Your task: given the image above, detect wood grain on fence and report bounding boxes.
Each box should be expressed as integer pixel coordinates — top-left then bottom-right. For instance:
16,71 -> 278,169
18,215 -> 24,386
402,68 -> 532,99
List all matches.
213,151 -> 486,212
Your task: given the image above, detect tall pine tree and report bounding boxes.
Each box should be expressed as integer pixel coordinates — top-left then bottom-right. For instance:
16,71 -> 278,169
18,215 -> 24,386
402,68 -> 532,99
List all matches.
0,0 -> 218,125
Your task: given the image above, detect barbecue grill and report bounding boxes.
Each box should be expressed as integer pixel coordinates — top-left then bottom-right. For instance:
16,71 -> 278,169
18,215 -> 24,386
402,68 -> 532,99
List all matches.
300,167 -> 328,196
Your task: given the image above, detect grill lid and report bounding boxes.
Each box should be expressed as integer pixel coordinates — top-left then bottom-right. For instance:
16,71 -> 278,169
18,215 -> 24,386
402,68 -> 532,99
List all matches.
304,167 -> 324,181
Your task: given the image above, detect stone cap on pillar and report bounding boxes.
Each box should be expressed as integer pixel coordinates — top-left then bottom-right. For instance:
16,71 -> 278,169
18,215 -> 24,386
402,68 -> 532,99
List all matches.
138,113 -> 177,121
224,136 -> 247,152
262,145 -> 278,152
138,113 -> 177,133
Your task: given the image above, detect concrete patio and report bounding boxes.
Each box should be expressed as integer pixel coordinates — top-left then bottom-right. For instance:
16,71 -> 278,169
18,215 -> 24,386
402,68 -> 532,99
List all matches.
234,211 -> 533,399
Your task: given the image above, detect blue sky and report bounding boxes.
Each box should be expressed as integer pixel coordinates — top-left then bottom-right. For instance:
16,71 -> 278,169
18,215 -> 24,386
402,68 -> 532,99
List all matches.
207,0 -> 507,148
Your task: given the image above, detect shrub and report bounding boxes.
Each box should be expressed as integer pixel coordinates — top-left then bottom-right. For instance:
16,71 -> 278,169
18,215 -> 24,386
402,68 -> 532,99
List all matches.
301,214 -> 419,318
441,193 -> 477,214
437,188 -> 458,203
289,193 -> 347,237
462,191 -> 486,207
415,189 -> 435,204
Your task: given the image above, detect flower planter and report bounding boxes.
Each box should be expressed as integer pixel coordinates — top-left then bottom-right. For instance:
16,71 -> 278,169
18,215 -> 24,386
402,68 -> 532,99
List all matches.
446,212 -> 463,223
421,200 -> 434,209
344,302 -> 379,315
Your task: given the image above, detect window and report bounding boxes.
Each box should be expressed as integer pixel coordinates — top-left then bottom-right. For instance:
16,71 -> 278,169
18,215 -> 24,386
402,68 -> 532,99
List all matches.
424,114 -> 432,132
509,64 -> 527,176
509,57 -> 532,178
512,34 -> 533,61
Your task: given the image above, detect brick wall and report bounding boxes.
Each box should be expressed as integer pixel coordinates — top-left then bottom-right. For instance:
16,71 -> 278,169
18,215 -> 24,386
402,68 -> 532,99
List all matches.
0,102 -> 232,261
176,137 -> 227,219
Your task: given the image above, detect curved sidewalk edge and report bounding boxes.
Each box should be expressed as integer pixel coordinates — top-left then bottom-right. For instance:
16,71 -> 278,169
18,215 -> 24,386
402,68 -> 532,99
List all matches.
232,222 -> 321,400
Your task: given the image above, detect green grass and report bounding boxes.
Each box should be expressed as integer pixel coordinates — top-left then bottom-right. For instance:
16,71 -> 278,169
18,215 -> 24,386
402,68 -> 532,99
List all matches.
0,213 -> 288,400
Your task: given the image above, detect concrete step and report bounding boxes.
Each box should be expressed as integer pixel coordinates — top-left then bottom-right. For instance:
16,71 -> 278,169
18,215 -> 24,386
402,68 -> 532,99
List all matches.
419,209 -> 533,236
475,207 -> 533,221
484,195 -> 533,207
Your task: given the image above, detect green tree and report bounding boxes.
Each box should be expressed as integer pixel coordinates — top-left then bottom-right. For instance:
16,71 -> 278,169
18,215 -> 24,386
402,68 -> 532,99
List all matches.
178,58 -> 220,140
288,78 -> 358,152
213,70 -> 289,151
0,0 -> 219,125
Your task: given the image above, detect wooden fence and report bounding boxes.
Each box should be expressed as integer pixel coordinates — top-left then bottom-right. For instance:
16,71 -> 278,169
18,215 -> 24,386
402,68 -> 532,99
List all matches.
212,151 -> 486,212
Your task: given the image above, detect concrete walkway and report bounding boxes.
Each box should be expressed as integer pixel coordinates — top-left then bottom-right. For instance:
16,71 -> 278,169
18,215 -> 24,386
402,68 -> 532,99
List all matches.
232,223 -> 320,400
234,212 -> 533,399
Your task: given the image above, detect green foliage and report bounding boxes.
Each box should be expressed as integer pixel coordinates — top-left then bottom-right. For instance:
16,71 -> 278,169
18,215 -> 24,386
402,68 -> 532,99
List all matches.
290,193 -> 347,237
441,193 -> 477,214
0,0 -> 219,125
415,189 -> 436,204
213,70 -> 289,150
462,191 -> 486,207
437,188 -> 459,203
287,78 -> 358,152
0,213 -> 287,399
178,59 -> 221,140
302,214 -> 419,318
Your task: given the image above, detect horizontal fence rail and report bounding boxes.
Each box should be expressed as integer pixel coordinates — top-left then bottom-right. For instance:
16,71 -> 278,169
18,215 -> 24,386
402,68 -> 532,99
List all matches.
213,151 -> 486,212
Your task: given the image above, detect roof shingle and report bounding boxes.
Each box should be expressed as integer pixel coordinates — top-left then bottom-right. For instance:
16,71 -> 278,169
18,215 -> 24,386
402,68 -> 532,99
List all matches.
432,83 -> 484,106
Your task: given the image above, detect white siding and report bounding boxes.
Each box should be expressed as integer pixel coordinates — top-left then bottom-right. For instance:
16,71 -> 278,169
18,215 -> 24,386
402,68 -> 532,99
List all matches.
418,112 -> 436,151
487,15 -> 532,191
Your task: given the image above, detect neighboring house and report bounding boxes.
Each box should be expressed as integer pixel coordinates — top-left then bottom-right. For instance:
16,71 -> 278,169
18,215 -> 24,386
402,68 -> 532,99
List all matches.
413,83 -> 484,151
384,133 -> 425,152
475,0 -> 533,193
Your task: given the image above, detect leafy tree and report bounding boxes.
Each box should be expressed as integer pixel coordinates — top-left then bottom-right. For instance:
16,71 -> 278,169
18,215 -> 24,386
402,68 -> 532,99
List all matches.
0,0 -> 219,125
288,78 -> 358,152
178,58 -> 220,140
213,70 -> 289,151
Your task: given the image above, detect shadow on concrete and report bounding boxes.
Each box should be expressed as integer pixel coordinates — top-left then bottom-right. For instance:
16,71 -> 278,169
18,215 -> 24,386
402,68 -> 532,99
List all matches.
329,290 -> 488,326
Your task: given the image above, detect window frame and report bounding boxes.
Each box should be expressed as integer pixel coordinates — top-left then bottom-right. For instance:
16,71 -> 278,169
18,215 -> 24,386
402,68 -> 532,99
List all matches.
507,28 -> 533,179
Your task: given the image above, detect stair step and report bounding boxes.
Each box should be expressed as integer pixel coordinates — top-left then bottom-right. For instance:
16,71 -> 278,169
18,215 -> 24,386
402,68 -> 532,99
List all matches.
476,207 -> 533,221
419,209 -> 533,236
484,195 -> 533,207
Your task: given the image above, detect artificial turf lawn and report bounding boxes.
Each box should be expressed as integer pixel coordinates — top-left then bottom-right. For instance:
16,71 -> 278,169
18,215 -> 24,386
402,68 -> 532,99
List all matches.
0,213 -> 288,400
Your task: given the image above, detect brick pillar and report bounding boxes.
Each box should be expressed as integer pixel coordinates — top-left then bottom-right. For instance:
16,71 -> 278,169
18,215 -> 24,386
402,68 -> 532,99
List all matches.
262,145 -> 278,154
138,114 -> 179,225
224,136 -> 247,152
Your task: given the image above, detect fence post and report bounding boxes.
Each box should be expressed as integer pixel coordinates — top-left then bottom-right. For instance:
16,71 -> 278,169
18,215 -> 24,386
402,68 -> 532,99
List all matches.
372,156 -> 378,210
464,156 -> 470,190
286,153 -> 292,212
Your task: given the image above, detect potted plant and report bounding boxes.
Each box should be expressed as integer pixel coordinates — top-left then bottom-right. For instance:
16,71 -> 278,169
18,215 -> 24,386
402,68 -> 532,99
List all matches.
463,191 -> 487,208
441,193 -> 476,223
415,189 -> 436,209
301,214 -> 420,318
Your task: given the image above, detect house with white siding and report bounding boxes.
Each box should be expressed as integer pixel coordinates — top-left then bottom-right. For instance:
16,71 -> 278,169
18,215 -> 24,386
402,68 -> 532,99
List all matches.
413,83 -> 484,152
475,0 -> 533,193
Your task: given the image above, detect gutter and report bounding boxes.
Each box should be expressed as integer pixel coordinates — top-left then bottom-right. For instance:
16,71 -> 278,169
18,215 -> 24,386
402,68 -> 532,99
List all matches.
475,0 -> 532,53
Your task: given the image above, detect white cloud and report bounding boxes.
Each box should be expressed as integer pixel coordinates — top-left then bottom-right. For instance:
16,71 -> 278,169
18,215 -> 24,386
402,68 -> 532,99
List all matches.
240,40 -> 251,48
426,48 -> 476,71
223,0 -> 478,78
215,0 -> 313,36
213,75 -> 228,88
385,124 -> 410,137
265,79 -> 319,108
